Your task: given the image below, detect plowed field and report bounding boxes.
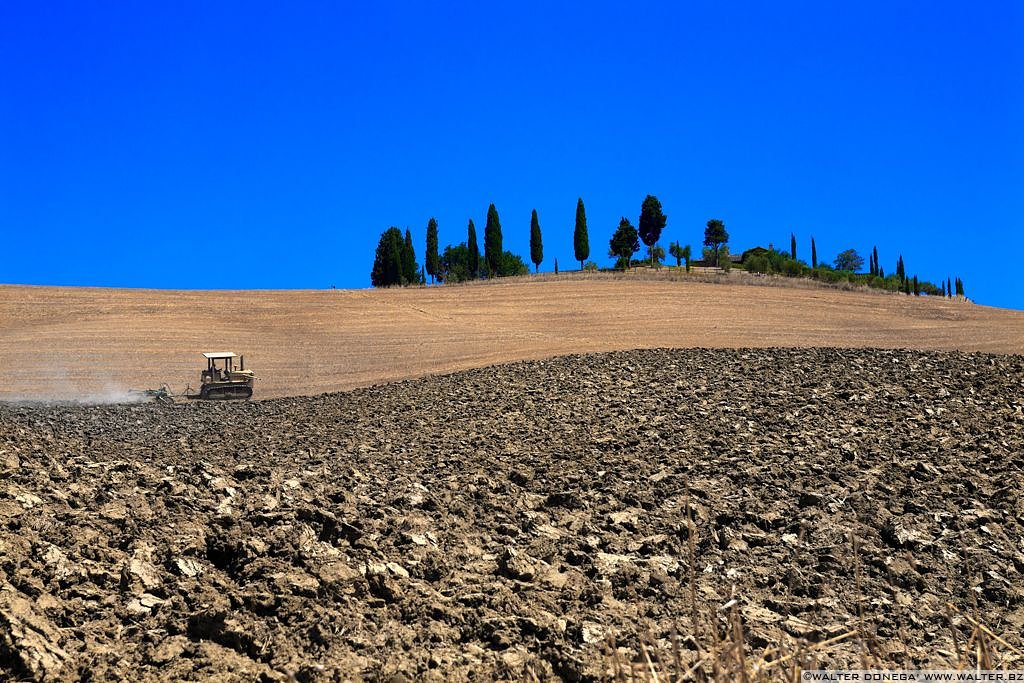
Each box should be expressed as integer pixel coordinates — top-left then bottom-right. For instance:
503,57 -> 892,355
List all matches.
2,348 -> 1023,680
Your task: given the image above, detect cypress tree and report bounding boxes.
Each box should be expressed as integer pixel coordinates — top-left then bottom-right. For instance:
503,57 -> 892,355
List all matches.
370,227 -> 406,287
682,244 -> 692,272
872,246 -> 879,277
947,277 -> 953,298
467,219 -> 479,278
529,209 -> 543,272
425,217 -> 440,283
573,198 -> 590,270
941,280 -> 946,297
790,233 -> 797,261
811,237 -> 817,268
903,277 -> 911,295
896,255 -> 905,282
402,228 -> 417,285
484,203 -> 502,276
912,275 -> 919,296
554,258 -> 559,275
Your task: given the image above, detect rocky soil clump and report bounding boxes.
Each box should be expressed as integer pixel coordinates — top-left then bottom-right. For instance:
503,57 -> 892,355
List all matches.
1,348 -> 1023,681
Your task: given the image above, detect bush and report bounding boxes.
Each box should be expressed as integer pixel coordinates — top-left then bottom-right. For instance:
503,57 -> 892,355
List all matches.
745,254 -> 769,274
495,250 -> 529,277
814,266 -> 846,283
779,258 -> 804,277
582,261 -> 599,272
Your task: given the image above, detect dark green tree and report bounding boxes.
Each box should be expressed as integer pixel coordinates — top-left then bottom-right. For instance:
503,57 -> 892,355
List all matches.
439,243 -> 471,283
790,233 -> 797,261
833,249 -> 864,272
903,277 -> 911,295
947,277 -> 953,298
872,246 -> 879,277
682,244 -> 692,272
425,217 -> 440,283
811,237 -> 818,268
370,227 -> 405,287
467,219 -> 480,278
955,277 -> 964,297
638,195 -> 667,267
402,228 -> 417,284
912,275 -> 920,296
573,197 -> 589,270
896,255 -> 905,282
554,258 -> 559,275
941,280 -> 946,297
609,217 -> 640,269
483,204 -> 503,276
420,265 -> 426,285
529,209 -> 543,272
703,219 -> 729,266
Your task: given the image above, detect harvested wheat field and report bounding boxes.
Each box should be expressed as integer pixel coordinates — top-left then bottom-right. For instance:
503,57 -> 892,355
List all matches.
2,348 -> 1024,681
1,274 -> 1023,401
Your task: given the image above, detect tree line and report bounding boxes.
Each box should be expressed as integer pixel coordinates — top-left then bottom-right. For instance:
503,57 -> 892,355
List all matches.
743,234 -> 964,299
372,199 -> 587,286
370,197 -> 964,299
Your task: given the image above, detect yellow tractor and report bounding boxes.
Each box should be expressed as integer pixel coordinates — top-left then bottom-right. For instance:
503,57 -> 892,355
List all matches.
196,352 -> 255,400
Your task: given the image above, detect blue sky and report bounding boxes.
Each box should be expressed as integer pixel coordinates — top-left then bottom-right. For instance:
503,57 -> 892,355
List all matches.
2,2 -> 1022,308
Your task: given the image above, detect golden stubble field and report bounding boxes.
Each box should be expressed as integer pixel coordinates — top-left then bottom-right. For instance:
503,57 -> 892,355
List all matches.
2,274 -> 1023,401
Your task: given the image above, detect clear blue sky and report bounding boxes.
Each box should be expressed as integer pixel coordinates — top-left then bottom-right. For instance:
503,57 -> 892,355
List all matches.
2,2 -> 1022,308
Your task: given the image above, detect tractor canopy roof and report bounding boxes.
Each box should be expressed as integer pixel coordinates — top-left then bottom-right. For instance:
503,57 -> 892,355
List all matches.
202,352 -> 238,360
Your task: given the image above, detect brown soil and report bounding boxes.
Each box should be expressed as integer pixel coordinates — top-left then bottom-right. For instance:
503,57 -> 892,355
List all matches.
2,348 -> 1023,680
2,276 -> 1023,401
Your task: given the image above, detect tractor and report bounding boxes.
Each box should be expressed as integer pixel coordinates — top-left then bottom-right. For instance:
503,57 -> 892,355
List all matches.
196,352 -> 255,400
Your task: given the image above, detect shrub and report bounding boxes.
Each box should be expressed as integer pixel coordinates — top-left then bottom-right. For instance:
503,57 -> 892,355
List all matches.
496,250 -> 529,277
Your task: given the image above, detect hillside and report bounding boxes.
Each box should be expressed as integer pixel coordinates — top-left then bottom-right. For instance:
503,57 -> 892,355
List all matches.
2,275 -> 1023,401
